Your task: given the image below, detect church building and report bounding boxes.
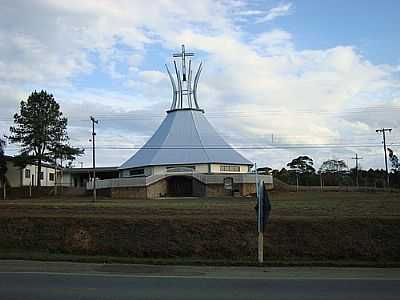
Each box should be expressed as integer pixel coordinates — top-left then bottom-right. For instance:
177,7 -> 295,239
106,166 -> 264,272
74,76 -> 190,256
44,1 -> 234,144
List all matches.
92,45 -> 272,198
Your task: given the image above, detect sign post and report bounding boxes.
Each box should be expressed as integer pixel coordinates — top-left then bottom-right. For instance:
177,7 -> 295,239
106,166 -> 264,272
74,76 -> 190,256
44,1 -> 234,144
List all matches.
256,180 -> 271,264
255,164 -> 262,263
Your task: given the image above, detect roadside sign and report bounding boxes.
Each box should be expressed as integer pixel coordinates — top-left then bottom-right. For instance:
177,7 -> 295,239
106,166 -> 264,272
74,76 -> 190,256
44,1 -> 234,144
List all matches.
257,181 -> 271,233
256,180 -> 272,263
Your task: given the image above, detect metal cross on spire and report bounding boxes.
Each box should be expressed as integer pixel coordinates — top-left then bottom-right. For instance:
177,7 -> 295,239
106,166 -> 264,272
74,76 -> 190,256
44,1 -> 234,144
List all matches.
173,44 -> 194,82
166,44 -> 203,111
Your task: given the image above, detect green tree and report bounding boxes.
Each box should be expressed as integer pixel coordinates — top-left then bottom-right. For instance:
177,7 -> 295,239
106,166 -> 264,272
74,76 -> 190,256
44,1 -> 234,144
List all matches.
388,148 -> 400,172
8,90 -> 83,186
257,166 -> 272,175
287,156 -> 315,174
50,143 -> 84,166
319,159 -> 348,174
0,137 -> 7,188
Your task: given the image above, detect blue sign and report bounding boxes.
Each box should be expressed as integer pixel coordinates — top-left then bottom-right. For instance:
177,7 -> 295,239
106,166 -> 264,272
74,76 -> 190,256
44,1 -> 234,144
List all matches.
257,181 -> 271,233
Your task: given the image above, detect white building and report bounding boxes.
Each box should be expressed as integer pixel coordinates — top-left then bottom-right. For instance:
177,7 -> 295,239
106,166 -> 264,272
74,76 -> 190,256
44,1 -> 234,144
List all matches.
4,156 -> 58,187
118,109 -> 253,178
61,166 -> 118,188
91,45 -> 272,198
119,45 -> 253,177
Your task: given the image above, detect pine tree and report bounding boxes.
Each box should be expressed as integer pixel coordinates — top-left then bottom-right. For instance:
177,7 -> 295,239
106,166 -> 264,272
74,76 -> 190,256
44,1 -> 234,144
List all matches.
9,90 -> 83,186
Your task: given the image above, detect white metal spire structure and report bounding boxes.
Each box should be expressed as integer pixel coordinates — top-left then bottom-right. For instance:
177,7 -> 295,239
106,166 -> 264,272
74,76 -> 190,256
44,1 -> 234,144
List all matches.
173,44 -> 193,82
166,44 -> 202,111
119,45 -> 253,171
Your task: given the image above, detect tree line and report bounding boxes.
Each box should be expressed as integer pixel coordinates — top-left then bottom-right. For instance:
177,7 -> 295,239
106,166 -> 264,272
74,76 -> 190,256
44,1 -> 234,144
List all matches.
259,154 -> 400,189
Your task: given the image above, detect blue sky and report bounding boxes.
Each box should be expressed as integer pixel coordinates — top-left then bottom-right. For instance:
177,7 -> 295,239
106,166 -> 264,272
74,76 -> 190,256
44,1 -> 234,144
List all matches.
73,1 -> 400,90
275,1 -> 400,65
0,0 -> 399,170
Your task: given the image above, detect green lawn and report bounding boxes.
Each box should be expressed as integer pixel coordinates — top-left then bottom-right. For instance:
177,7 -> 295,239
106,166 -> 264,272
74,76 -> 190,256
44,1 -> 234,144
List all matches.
0,191 -> 399,219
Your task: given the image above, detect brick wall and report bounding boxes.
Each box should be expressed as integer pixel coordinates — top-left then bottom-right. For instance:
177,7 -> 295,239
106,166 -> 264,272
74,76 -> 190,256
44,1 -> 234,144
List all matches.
205,184 -> 225,197
101,178 -> 271,199
147,179 -> 168,198
111,186 -> 147,199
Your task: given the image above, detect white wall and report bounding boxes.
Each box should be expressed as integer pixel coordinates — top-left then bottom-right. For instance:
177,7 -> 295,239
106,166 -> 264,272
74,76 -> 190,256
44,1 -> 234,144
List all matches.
120,163 -> 251,177
21,165 -> 56,186
5,162 -> 57,187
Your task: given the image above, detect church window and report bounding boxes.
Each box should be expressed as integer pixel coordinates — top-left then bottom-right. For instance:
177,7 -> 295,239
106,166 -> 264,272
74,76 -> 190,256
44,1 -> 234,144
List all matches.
129,168 -> 145,176
166,166 -> 195,172
220,165 -> 240,172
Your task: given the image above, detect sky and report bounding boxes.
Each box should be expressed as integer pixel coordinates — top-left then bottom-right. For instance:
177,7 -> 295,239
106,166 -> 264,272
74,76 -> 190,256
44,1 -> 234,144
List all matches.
0,0 -> 399,171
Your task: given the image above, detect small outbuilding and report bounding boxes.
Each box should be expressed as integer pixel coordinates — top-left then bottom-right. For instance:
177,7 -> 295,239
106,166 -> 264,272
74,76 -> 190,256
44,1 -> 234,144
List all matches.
4,155 -> 58,187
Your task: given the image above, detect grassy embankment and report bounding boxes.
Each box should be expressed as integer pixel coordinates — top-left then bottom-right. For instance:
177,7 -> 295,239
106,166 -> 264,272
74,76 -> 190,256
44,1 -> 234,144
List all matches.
0,192 -> 399,266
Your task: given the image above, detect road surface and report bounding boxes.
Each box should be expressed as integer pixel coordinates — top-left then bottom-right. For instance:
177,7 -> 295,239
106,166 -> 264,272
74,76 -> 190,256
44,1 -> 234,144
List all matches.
0,260 -> 399,299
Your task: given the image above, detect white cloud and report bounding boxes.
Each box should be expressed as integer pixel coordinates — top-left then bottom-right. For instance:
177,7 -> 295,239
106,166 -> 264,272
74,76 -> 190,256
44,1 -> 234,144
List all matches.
1,0 -> 399,170
253,29 -> 292,45
0,0 -> 234,86
236,10 -> 264,16
256,2 -> 294,23
252,29 -> 293,55
172,28 -> 400,168
138,71 -> 168,84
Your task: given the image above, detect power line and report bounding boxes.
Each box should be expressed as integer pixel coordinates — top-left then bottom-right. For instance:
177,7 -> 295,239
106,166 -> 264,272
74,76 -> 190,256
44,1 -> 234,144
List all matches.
5,141 -> 400,152
0,104 -> 399,122
15,143 -> 397,150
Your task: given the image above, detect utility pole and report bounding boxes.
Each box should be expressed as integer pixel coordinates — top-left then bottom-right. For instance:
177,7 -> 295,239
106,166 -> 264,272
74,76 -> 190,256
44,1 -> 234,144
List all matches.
376,128 -> 392,187
90,116 -> 98,202
351,153 -> 363,187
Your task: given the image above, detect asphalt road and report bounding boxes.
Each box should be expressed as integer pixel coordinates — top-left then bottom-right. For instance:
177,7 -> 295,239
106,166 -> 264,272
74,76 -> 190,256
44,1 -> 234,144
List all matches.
0,261 -> 399,300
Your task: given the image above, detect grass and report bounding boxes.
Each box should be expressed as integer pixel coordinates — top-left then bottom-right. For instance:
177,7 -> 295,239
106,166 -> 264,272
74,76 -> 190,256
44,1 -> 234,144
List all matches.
0,192 -> 399,266
0,191 -> 399,219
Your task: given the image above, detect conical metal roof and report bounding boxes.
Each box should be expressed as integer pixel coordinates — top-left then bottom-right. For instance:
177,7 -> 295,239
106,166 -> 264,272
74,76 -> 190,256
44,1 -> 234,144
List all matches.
119,109 -> 252,169
119,45 -> 252,170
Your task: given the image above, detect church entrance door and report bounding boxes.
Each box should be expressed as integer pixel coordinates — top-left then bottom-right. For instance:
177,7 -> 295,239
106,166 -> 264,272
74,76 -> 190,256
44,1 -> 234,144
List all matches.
167,176 -> 193,197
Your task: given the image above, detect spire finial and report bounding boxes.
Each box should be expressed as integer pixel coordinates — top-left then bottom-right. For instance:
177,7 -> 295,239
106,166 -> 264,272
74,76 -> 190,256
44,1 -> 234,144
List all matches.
173,44 -> 194,82
167,45 -> 203,112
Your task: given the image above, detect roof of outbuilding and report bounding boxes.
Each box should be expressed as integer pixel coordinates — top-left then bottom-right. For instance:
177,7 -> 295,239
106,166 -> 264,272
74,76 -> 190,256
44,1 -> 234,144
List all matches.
119,109 -> 253,169
63,166 -> 119,173
4,155 -> 58,169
